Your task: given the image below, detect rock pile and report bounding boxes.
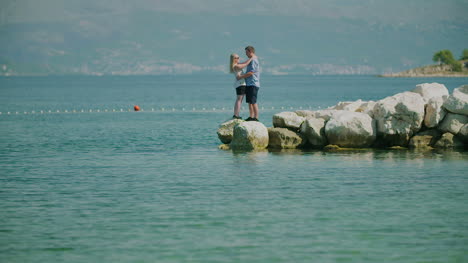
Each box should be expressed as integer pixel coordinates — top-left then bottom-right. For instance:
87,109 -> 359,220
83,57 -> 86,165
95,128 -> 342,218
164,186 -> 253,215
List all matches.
217,83 -> 468,150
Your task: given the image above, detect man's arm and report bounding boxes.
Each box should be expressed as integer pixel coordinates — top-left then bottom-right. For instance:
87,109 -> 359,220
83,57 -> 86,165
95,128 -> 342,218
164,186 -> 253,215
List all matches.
234,57 -> 253,70
237,56 -> 257,80
236,71 -> 253,80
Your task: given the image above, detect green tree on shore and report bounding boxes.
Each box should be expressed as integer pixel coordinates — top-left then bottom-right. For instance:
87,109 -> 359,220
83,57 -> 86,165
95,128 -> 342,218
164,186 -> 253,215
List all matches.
433,50 -> 462,72
461,49 -> 468,60
433,50 -> 455,64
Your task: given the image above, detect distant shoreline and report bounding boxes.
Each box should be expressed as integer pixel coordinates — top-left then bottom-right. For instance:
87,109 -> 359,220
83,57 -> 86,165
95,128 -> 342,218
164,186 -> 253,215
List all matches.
379,73 -> 468,78
380,61 -> 468,78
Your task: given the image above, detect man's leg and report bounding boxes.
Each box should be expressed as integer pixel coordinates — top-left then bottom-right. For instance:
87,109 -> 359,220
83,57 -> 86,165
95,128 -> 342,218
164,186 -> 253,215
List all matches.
252,103 -> 259,119
246,86 -> 254,118
249,103 -> 254,118
251,87 -> 259,119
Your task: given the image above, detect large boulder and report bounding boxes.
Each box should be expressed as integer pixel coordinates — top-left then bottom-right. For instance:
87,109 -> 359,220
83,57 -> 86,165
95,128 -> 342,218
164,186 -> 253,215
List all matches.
438,113 -> 468,135
424,96 -> 448,128
373,92 -> 425,146
268,128 -> 305,149
273,112 -> 305,130
411,83 -> 449,103
408,129 -> 442,148
434,132 -> 465,149
443,85 -> 468,115
299,117 -> 328,147
230,122 -> 269,150
324,111 -> 376,148
217,119 -> 244,144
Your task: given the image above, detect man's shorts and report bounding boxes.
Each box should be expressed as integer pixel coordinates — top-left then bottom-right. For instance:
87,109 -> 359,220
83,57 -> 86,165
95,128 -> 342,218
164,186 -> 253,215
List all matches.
236,86 -> 246,95
246,86 -> 259,104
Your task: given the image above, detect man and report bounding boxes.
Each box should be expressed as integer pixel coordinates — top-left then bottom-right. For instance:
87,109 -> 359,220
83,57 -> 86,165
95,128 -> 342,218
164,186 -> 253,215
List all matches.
237,46 -> 260,122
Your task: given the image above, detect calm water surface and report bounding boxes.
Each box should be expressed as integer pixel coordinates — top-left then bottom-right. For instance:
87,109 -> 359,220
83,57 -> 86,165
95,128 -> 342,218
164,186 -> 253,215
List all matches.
0,75 -> 467,262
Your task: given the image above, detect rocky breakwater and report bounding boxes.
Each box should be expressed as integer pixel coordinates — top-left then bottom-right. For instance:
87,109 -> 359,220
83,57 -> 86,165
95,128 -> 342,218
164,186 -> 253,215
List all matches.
217,83 -> 468,151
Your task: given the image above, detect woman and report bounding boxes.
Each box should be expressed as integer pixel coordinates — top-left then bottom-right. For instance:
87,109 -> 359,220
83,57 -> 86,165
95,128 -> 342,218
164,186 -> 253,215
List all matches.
229,53 -> 252,119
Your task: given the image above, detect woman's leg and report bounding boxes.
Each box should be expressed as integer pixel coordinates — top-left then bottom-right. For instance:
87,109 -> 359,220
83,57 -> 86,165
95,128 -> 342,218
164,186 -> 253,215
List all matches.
234,95 -> 244,117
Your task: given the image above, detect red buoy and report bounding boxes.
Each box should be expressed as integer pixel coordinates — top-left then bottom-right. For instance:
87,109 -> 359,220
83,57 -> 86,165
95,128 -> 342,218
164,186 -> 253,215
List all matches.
134,105 -> 140,111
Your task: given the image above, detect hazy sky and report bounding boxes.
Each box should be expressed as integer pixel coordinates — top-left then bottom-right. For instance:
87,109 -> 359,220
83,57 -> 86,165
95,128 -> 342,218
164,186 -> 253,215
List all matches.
2,0 -> 467,25
1,0 -> 467,75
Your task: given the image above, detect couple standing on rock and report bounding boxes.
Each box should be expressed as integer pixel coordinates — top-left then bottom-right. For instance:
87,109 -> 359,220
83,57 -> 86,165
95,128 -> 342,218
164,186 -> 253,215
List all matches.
229,46 -> 261,122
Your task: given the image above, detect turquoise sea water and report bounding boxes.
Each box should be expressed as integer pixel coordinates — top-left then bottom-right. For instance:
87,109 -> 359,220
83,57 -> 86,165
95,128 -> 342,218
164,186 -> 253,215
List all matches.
1,75 -> 467,262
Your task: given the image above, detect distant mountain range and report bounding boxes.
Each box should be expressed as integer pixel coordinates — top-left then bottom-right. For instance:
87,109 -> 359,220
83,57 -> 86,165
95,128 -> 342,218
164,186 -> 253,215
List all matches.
1,11 -> 467,76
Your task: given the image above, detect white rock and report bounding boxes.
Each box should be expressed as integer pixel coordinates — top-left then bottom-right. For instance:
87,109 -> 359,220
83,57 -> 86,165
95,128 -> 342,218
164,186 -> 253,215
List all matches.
424,96 -> 448,128
268,127 -> 304,149
311,109 -> 345,121
230,122 -> 269,150
328,99 -> 364,112
373,91 -> 425,146
300,117 -> 327,147
324,111 -> 376,148
295,110 -> 316,118
438,113 -> 468,135
443,85 -> 468,115
411,83 -> 449,103
356,101 -> 377,117
272,112 -> 305,130
217,119 -> 244,144
327,100 -> 376,116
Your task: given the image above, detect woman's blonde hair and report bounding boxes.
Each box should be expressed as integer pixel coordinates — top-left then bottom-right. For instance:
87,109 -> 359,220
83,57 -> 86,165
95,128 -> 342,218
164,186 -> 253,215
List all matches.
229,53 -> 238,73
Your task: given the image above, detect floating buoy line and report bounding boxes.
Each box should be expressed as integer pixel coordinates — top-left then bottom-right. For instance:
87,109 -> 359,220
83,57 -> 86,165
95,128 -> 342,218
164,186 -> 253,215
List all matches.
0,105 -> 322,116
